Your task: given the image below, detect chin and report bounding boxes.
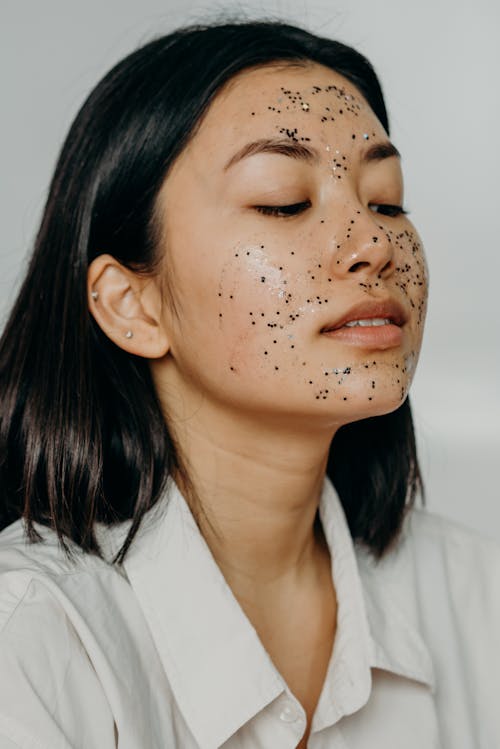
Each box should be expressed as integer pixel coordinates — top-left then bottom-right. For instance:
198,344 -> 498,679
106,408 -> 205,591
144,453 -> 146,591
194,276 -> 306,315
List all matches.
331,382 -> 411,426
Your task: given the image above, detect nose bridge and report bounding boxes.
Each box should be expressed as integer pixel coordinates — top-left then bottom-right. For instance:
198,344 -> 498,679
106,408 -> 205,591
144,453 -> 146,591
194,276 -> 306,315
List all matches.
332,207 -> 394,278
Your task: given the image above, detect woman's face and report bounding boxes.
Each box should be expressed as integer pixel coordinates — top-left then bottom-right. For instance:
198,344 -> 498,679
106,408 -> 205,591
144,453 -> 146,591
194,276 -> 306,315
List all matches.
154,62 -> 428,427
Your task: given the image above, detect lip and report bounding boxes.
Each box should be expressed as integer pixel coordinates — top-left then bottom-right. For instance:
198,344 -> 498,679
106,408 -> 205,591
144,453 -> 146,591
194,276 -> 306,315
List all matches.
320,298 -> 408,350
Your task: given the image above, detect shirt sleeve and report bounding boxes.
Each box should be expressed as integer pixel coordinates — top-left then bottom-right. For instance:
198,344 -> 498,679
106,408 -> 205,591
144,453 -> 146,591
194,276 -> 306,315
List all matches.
0,575 -> 117,749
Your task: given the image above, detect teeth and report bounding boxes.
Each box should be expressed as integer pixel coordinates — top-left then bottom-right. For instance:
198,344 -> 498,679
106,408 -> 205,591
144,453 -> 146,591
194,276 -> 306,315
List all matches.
344,318 -> 392,327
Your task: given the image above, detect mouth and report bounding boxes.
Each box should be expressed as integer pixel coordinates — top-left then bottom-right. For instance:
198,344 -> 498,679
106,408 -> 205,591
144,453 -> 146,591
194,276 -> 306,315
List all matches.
320,299 -> 407,349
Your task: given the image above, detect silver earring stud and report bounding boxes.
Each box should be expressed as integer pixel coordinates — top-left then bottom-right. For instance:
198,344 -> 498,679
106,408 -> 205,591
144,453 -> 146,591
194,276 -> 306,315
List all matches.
125,330 -> 133,339
91,290 -> 99,301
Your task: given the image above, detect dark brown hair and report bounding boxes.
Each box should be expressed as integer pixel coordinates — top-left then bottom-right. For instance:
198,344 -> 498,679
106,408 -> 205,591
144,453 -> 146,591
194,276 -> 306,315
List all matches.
0,18 -> 423,565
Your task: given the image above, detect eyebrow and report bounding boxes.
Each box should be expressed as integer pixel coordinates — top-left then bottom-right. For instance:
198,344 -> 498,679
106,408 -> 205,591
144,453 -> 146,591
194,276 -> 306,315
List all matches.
223,137 -> 400,171
364,141 -> 401,161
223,138 -> 320,170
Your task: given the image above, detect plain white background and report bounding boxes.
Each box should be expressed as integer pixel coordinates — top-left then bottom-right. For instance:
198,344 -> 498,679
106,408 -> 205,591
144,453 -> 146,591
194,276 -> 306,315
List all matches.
1,0 -> 499,539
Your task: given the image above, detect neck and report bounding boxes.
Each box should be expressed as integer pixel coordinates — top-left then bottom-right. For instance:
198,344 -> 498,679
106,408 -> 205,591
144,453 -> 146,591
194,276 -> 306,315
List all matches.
161,387 -> 337,601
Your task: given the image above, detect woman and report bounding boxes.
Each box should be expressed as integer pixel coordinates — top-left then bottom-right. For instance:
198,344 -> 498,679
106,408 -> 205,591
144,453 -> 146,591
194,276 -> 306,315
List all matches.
0,18 -> 498,749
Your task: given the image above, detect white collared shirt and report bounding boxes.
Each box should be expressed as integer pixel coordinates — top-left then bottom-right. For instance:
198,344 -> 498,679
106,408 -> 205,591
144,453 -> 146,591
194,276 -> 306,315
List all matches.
0,476 -> 499,748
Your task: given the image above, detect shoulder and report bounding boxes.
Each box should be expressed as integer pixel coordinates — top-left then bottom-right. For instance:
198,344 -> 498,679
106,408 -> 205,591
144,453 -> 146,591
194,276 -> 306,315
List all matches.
0,519 -> 79,627
357,504 -> 500,672
0,517 -> 130,662
0,518 -> 121,628
0,518 -> 180,747
0,516 -> 137,641
358,503 -> 500,574
0,518 -> 142,686
371,504 -> 500,593
405,507 -> 500,625
0,520 -> 121,747
0,517 -> 157,675
406,505 -> 500,579
357,504 -> 500,628
360,505 -> 500,650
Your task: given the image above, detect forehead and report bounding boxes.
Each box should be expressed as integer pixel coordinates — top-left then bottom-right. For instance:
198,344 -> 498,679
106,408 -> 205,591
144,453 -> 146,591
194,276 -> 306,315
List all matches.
195,62 -> 383,145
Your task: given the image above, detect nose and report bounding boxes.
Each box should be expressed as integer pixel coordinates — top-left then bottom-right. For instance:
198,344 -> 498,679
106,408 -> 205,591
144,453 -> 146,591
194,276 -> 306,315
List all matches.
330,210 -> 395,280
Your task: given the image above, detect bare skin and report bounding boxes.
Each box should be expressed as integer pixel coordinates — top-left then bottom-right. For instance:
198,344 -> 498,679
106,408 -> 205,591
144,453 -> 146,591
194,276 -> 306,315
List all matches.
88,62 -> 427,746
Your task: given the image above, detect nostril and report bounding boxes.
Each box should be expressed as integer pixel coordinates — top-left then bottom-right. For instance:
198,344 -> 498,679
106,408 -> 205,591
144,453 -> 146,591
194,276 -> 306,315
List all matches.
380,259 -> 393,275
348,261 -> 370,273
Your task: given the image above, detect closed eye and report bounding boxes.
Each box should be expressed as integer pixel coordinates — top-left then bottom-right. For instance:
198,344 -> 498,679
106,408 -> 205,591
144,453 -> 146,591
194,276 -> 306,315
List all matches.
254,200 -> 311,217
369,204 -> 408,217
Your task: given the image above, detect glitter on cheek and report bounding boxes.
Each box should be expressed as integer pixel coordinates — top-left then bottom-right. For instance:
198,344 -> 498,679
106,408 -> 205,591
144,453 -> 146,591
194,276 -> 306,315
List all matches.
388,226 -> 428,331
238,246 -> 289,299
404,351 -> 418,379
216,240 -> 313,378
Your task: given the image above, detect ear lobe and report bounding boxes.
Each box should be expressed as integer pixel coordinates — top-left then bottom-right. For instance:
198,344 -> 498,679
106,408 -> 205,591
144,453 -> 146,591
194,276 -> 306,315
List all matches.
87,254 -> 170,358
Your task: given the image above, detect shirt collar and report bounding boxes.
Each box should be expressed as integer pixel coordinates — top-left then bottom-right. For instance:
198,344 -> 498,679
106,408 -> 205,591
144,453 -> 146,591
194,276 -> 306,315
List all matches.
118,478 -> 285,749
312,478 -> 435,735
104,476 -> 434,748
317,478 -> 435,698
355,525 -> 436,694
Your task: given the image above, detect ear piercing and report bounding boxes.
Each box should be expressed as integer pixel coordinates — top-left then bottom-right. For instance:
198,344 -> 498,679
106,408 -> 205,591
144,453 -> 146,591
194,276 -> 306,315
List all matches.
89,290 -> 133,339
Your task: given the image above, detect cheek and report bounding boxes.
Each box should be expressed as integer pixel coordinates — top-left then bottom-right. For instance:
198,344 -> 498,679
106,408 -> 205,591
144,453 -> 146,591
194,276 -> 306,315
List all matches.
215,242 -> 304,368
390,227 -> 429,330
208,235 -> 340,395
164,236 -> 295,375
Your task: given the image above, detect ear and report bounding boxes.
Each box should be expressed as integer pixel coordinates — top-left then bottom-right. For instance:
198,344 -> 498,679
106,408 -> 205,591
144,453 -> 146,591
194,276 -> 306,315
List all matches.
87,254 -> 170,358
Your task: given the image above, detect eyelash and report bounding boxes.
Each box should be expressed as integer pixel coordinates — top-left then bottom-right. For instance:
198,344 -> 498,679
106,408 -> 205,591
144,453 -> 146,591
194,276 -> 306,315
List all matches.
369,204 -> 408,217
254,201 -> 311,217
253,201 -> 408,218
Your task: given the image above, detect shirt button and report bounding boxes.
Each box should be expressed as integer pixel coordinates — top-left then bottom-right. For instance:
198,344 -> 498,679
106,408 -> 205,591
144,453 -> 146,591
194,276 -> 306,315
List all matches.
279,702 -> 300,722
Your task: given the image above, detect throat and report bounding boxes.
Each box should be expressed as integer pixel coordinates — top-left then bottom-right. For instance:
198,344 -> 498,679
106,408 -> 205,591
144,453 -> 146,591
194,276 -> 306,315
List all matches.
230,534 -> 337,735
